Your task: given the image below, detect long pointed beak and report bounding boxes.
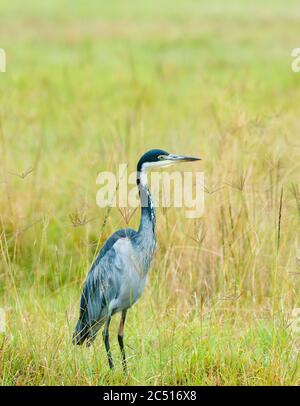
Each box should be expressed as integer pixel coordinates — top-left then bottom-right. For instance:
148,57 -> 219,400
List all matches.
167,154 -> 201,162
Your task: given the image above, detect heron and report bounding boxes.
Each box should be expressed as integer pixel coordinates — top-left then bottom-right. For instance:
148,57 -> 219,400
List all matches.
73,149 -> 200,371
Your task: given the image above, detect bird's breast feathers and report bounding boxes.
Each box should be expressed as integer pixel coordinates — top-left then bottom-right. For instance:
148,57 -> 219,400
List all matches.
113,237 -> 146,276
111,237 -> 149,308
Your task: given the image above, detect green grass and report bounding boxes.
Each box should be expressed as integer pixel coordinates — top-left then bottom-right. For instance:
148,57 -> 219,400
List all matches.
0,0 -> 299,385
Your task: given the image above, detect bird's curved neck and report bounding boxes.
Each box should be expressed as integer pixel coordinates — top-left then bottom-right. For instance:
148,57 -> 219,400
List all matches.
137,171 -> 156,238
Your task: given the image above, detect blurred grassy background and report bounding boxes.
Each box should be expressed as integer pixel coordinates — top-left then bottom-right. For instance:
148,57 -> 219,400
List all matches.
0,0 -> 299,385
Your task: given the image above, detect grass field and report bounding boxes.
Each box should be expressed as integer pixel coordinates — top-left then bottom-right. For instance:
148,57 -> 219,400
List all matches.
0,0 -> 299,385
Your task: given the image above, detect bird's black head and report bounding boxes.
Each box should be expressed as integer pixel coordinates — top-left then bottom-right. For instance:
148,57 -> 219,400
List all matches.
137,148 -> 201,173
137,149 -> 169,172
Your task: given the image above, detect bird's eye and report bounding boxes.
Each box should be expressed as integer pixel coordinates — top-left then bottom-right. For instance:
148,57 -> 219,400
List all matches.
158,155 -> 165,160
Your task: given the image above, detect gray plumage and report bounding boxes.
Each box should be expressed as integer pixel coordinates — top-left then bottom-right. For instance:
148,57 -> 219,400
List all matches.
74,195 -> 155,345
73,149 -> 200,370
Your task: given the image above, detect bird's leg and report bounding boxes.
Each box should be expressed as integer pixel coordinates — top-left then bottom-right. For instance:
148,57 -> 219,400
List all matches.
102,314 -> 114,370
118,309 -> 127,373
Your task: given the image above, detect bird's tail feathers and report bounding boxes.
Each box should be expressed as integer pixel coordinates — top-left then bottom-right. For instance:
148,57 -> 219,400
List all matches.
72,319 -> 89,345
72,317 -> 105,346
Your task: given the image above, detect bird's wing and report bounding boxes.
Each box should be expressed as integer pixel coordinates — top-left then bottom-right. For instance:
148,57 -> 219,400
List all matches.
96,228 -> 137,263
78,228 -> 137,324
